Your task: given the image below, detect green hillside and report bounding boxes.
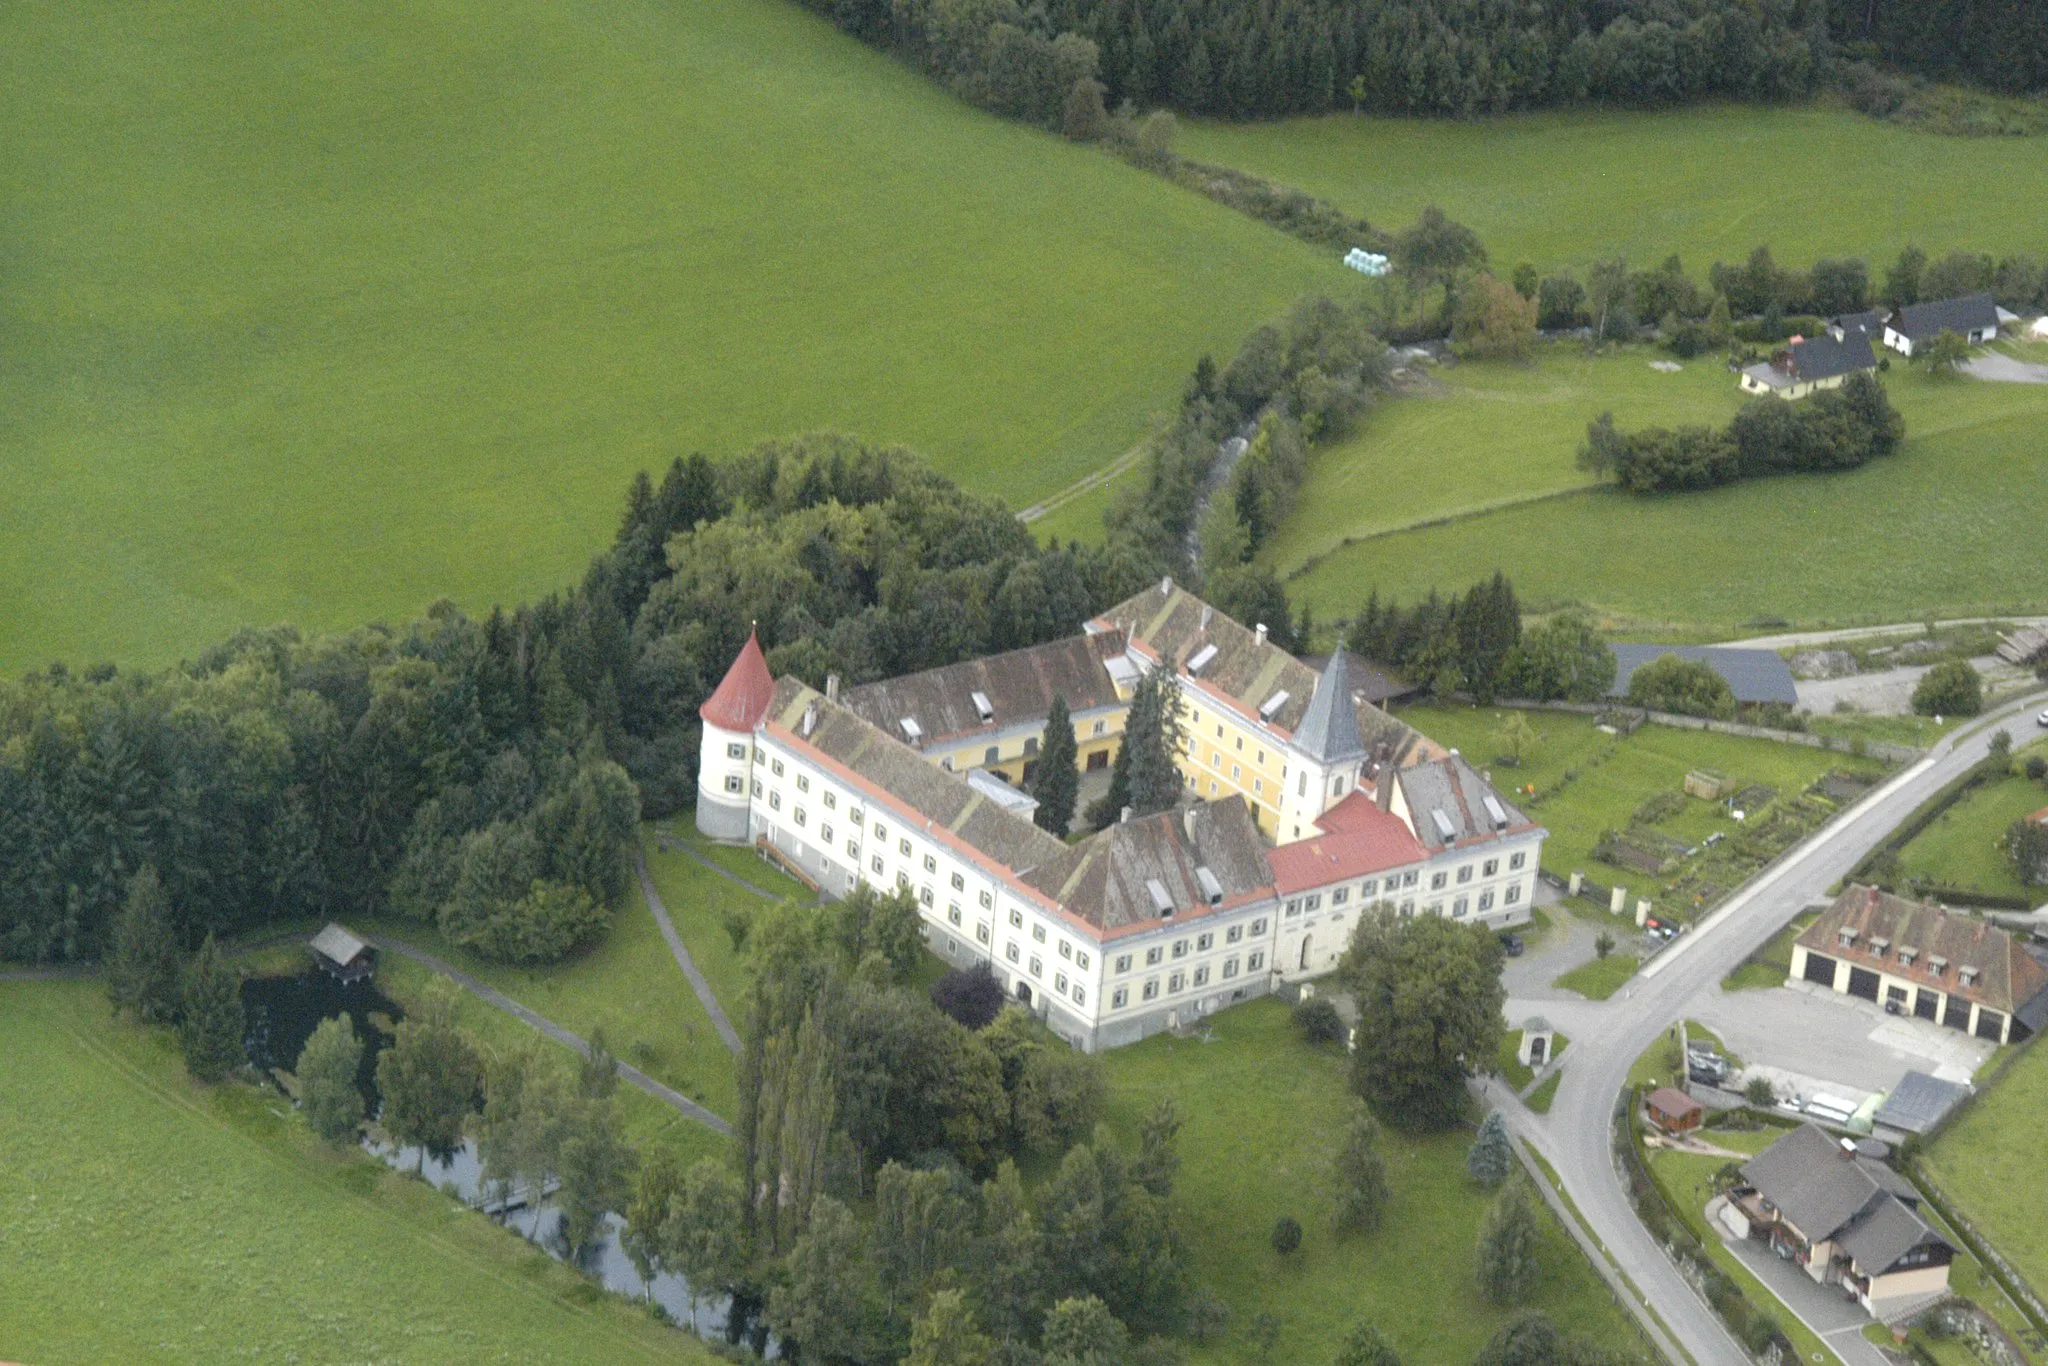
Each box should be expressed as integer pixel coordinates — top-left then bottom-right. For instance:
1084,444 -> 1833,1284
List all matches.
0,0 -> 1329,671
1179,105 -> 2048,274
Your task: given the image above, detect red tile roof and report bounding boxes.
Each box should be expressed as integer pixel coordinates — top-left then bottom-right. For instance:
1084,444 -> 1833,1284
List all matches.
700,630 -> 776,732
1267,791 -> 1428,895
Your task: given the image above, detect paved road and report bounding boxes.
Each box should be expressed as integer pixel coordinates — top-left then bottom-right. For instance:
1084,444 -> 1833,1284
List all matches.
1718,617 -> 2048,652
1503,687 -> 2048,1366
635,848 -> 744,1056
369,933 -> 733,1137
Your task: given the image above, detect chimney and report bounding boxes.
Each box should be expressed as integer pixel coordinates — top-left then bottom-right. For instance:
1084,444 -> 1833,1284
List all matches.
824,673 -> 840,703
1255,623 -> 1269,648
1120,805 -> 1133,825
1376,772 -> 1395,812
1184,807 -> 1199,842
801,700 -> 820,737
1159,575 -> 1173,598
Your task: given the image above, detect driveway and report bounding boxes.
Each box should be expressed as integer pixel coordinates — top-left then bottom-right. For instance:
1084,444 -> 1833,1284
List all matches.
1710,1198 -> 1894,1366
1691,979 -> 1993,1101
1963,352 -> 2048,384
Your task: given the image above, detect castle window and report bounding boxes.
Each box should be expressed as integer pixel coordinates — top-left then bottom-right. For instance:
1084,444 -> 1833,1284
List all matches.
796,775 -> 809,793
728,742 -> 746,760
725,774 -> 743,794
1247,951 -> 1266,971
1112,987 -> 1129,1009
772,759 -> 784,777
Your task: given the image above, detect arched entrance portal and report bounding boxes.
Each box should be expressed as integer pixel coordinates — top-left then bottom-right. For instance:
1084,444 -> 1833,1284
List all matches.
1299,935 -> 1313,972
1015,981 -> 1033,1005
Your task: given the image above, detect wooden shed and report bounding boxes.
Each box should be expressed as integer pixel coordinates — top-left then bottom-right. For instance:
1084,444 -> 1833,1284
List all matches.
309,923 -> 374,984
1647,1087 -> 1704,1135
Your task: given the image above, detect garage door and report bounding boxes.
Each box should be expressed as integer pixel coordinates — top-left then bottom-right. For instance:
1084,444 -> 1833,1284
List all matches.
1846,967 -> 1881,1002
1914,990 -> 1940,1021
1944,996 -> 1973,1030
1975,1009 -> 2005,1041
1803,952 -> 1838,987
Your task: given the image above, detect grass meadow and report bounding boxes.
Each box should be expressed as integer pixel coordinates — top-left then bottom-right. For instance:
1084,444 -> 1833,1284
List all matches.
0,0 -> 1333,673
1892,751 -> 2048,896
0,979 -> 715,1365
1927,1039 -> 2048,1326
1178,104 -> 2048,274
1275,353 -> 2048,635
1097,1000 -> 1646,1365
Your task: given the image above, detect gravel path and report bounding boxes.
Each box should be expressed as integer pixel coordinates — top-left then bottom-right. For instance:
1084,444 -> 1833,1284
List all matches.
368,932 -> 732,1136
635,849 -> 743,1056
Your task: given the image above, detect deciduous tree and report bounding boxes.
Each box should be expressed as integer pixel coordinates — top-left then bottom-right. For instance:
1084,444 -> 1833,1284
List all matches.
297,1014 -> 366,1144
1332,1101 -> 1391,1235
378,978 -> 482,1168
1342,910 -> 1505,1130
1334,1321 -> 1402,1366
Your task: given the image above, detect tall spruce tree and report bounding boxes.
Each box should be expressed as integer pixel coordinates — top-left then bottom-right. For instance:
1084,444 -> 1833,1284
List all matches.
179,934 -> 245,1083
1467,1111 -> 1514,1188
1332,1101 -> 1391,1235
105,864 -> 183,1025
1475,1183 -> 1541,1306
1123,668 -> 1185,818
1033,694 -> 1080,838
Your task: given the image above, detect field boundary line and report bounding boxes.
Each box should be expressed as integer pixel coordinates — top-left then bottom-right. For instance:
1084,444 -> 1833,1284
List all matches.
1017,440 -> 1149,524
1278,484 -> 1598,582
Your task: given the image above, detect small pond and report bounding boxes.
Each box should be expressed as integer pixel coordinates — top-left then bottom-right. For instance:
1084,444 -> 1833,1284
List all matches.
242,969 -> 401,1107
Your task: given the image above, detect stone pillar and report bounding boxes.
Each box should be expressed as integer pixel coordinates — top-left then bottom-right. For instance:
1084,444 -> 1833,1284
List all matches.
1569,871 -> 1584,897
1636,899 -> 1651,927
1610,885 -> 1627,915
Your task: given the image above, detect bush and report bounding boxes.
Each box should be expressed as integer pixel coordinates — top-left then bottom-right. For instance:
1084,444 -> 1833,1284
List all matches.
930,964 -> 1006,1030
1271,1215 -> 1302,1257
1627,654 -> 1736,720
1911,661 -> 1982,718
1292,996 -> 1346,1046
2023,755 -> 2046,782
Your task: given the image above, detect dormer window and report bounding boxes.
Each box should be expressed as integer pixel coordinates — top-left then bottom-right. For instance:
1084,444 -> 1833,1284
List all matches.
971,691 -> 995,724
1959,966 -> 1979,988
1258,690 -> 1290,721
1837,926 -> 1858,946
899,717 -> 924,744
1897,947 -> 1918,968
1929,955 -> 1948,975
1868,936 -> 1890,955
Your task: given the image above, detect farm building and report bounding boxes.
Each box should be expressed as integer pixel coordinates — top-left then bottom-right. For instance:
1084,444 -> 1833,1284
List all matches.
1607,645 -> 1799,707
1790,885 -> 2048,1044
308,923 -> 373,984
1739,323 -> 1878,400
1881,293 -> 2001,357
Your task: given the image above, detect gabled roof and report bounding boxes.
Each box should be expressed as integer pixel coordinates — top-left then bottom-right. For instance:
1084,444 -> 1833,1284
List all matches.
1743,1124 -> 1900,1244
1888,293 -> 2000,341
1094,581 -> 1420,760
1019,797 -> 1275,934
1872,1071 -> 1971,1136
1797,885 -> 2048,1016
1607,645 -> 1799,706
762,677 -> 1069,879
839,630 -> 1127,747
1293,648 -> 1368,765
1395,753 -> 1537,853
1837,1191 -> 1944,1274
701,629 -> 777,732
1267,790 -> 1428,894
1750,328 -> 1877,386
1830,309 -> 1886,339
309,922 -> 369,967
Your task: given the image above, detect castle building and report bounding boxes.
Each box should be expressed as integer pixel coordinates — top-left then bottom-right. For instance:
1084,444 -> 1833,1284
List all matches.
697,581 -> 1544,1051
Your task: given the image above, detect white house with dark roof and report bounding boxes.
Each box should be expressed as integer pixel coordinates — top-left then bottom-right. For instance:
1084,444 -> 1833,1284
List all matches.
1739,324 -> 1879,400
1882,293 -> 2002,357
695,581 -> 1544,1049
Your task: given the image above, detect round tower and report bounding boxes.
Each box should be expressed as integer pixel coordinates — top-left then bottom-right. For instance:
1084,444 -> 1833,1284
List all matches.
696,629 -> 775,842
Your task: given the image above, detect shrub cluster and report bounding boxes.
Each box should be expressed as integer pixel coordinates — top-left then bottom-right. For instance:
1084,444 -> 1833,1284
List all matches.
1578,372 -> 1904,494
1347,575 -> 1617,704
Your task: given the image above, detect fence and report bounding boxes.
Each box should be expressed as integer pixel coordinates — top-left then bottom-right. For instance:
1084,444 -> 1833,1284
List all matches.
1500,698 -> 1925,766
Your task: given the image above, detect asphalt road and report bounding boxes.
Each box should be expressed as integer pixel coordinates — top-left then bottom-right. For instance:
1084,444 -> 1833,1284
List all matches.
1503,686 -> 2048,1366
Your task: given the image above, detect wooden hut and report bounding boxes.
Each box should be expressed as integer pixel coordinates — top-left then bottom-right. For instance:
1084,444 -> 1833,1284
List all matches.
1647,1086 -> 1704,1136
309,923 -> 374,984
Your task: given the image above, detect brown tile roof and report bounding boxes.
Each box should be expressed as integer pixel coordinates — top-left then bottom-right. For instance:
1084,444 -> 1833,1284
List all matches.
1797,885 -> 2048,1017
1020,797 -> 1276,936
701,629 -> 776,731
1093,581 -> 1422,761
839,630 -> 1127,747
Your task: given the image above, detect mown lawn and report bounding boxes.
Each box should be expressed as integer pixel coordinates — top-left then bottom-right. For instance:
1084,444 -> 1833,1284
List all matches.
0,980 -> 715,1365
1393,702 -> 1881,899
0,0 -> 1332,672
1282,363 -> 2048,635
1927,1040 -> 2048,1297
1097,1000 -> 1647,1364
1553,953 -> 1639,1001
1892,761 -> 2048,897
1178,104 -> 2048,274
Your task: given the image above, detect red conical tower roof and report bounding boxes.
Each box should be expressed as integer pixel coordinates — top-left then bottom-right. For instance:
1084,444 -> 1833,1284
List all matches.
700,629 -> 775,732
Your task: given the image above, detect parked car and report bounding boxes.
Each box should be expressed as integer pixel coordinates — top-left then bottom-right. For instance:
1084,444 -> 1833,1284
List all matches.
2036,709 -> 2048,729
1499,932 -> 1525,957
